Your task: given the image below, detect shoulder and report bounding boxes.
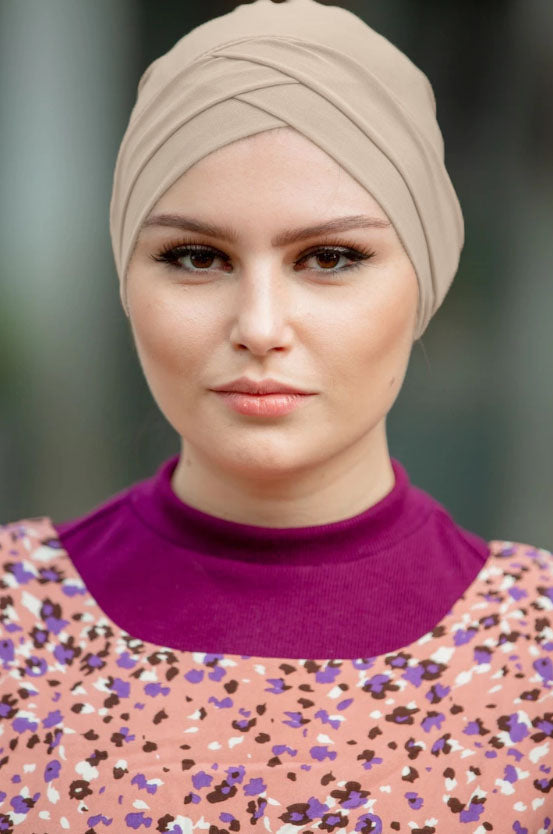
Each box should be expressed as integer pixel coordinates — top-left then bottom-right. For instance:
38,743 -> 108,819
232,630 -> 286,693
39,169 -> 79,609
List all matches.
487,537 -> 552,571
488,537 -> 552,568
485,537 -> 553,609
0,517 -> 65,592
0,518 -> 67,635
0,516 -> 60,557
0,484 -> 134,571
52,485 -> 132,545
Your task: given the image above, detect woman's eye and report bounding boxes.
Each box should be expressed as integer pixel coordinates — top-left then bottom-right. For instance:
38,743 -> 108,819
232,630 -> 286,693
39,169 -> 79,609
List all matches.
151,243 -> 374,276
303,250 -> 352,271
153,245 -> 228,272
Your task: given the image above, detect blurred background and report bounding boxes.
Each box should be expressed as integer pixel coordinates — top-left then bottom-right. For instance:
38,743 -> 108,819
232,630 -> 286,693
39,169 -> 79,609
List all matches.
0,0 -> 552,549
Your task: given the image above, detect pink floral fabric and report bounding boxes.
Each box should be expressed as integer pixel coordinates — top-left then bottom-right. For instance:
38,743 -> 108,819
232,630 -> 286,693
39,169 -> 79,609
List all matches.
1,516 -> 552,833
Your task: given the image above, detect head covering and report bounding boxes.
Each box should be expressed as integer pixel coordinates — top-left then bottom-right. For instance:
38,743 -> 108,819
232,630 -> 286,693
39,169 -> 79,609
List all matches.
110,0 -> 464,339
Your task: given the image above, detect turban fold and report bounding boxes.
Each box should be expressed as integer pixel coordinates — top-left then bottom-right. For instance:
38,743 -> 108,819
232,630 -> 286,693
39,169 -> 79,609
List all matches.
110,0 -> 464,339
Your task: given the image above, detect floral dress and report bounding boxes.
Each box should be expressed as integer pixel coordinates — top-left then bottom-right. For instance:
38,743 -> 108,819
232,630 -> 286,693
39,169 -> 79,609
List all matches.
1,517 -> 552,833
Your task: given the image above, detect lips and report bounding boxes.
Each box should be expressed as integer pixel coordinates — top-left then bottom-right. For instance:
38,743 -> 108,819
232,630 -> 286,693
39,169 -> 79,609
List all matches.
212,376 -> 311,395
213,390 -> 312,417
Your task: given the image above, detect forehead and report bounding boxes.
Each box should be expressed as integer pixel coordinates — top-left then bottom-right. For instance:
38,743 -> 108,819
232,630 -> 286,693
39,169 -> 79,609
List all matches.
147,128 -> 391,230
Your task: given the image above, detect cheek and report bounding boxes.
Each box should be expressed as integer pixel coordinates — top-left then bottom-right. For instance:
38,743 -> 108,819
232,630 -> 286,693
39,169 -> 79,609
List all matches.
329,270 -> 417,392
129,286 -> 212,386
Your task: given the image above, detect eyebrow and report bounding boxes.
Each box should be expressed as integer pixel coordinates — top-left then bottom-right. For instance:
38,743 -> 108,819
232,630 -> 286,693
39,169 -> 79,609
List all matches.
140,213 -> 391,246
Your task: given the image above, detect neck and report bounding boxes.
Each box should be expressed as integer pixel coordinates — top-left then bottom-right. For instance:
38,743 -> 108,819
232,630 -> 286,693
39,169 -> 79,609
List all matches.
170,423 -> 395,528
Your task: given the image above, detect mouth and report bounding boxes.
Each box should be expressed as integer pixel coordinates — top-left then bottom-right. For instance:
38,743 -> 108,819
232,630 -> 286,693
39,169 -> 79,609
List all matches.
211,377 -> 313,396
212,390 -> 314,417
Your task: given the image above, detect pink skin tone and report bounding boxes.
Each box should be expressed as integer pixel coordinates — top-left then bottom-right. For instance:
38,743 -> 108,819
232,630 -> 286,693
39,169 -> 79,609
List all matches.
125,127 -> 419,527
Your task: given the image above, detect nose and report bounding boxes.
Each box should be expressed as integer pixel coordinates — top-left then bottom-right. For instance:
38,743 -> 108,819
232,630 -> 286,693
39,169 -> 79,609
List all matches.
229,268 -> 294,356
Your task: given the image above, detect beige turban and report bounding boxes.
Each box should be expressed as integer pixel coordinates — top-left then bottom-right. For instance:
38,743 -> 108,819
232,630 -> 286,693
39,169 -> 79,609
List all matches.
110,0 -> 464,339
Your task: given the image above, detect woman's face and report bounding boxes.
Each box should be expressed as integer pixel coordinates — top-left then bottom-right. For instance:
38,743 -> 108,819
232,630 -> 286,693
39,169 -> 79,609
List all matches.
126,128 -> 419,492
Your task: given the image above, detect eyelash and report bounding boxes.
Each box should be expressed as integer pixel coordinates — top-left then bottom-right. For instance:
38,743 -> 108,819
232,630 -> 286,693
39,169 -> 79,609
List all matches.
151,238 -> 376,278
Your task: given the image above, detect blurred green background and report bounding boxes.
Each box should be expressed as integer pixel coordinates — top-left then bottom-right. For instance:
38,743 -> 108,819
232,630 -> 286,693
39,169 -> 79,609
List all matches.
1,0 -> 552,549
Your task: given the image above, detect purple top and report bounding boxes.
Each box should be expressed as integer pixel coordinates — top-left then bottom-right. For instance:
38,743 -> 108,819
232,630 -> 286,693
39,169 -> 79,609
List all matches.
52,454 -> 490,659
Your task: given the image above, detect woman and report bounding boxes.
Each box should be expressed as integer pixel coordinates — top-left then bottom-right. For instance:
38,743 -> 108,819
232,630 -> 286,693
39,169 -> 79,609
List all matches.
1,0 -> 552,830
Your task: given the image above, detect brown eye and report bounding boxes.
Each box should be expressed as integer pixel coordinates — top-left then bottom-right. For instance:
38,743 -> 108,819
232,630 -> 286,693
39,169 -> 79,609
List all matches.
152,241 -> 375,278
309,250 -> 342,270
152,244 -> 230,273
296,245 -> 376,276
187,250 -> 216,269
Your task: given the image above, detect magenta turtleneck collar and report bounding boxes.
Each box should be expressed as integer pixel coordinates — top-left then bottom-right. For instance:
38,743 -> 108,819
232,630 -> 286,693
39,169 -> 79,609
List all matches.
53,454 -> 490,658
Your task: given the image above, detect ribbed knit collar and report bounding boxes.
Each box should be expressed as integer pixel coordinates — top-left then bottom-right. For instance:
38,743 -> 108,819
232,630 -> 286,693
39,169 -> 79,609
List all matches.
129,454 -> 434,566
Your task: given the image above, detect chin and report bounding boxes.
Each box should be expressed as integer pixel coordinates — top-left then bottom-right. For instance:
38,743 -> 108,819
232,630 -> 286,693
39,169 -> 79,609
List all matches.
217,444 -> 314,481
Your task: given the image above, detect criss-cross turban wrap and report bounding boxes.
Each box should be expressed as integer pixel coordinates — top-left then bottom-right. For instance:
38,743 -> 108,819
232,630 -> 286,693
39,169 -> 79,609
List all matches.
110,0 -> 464,339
